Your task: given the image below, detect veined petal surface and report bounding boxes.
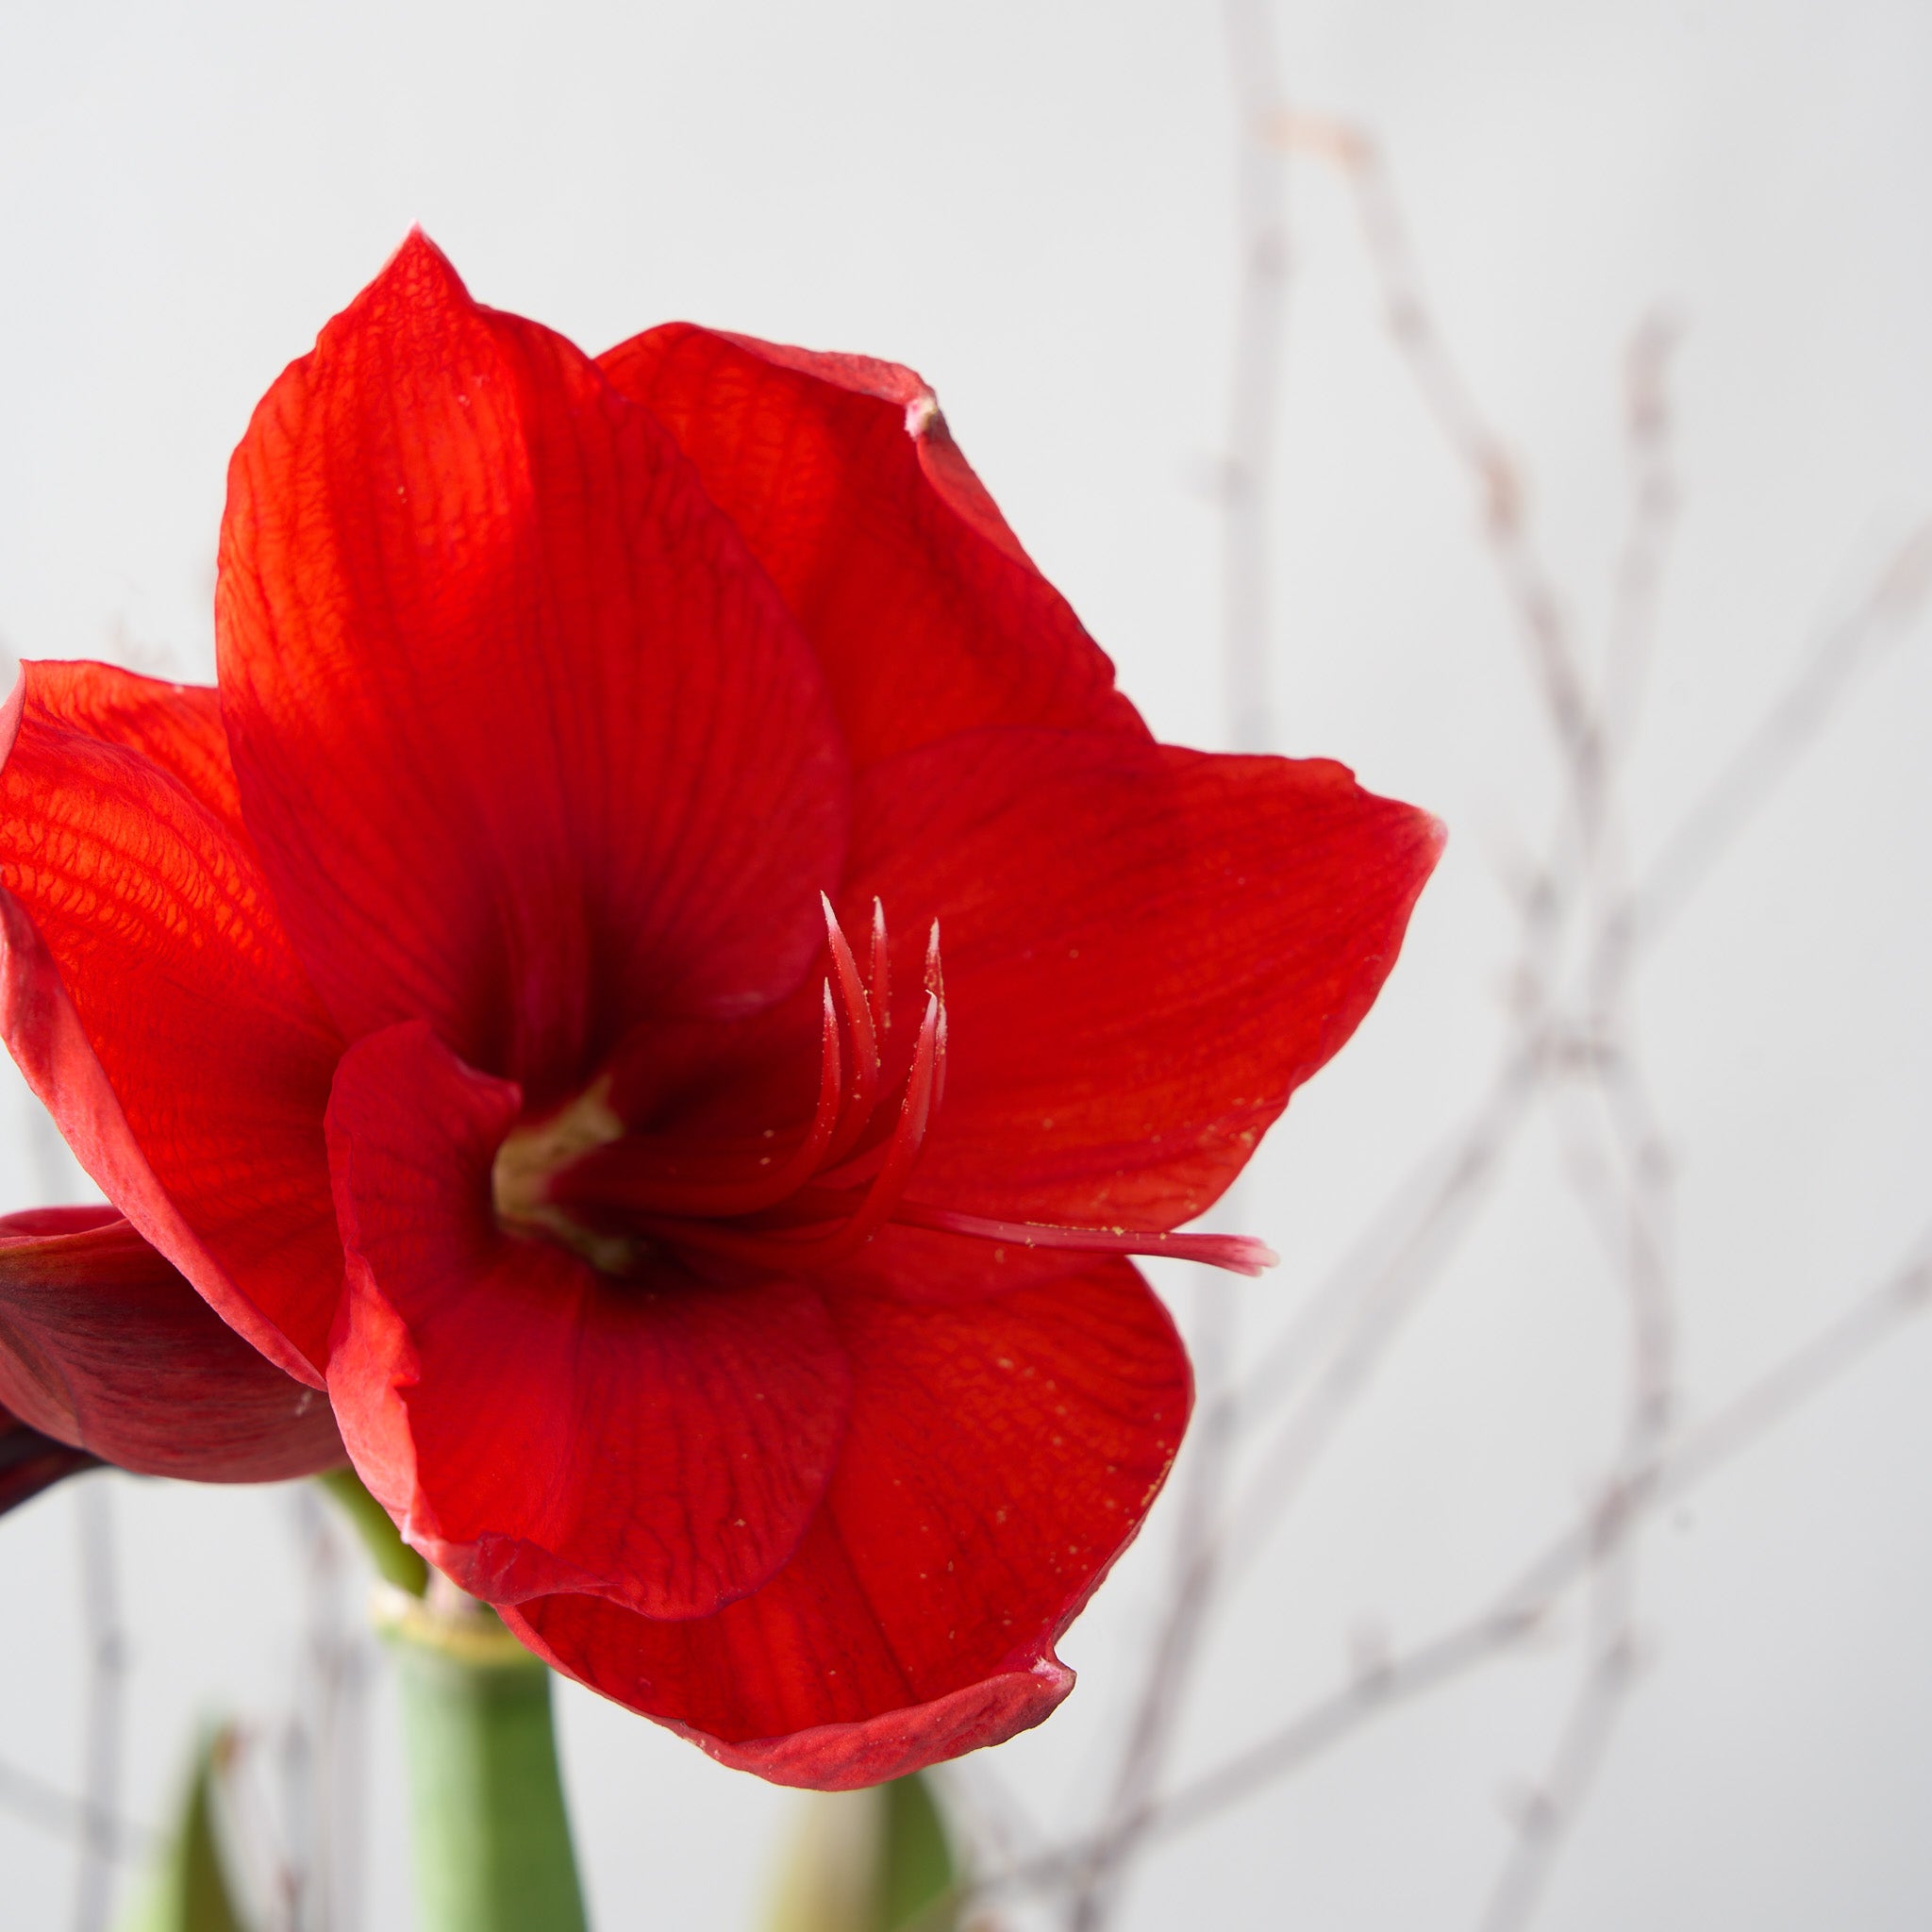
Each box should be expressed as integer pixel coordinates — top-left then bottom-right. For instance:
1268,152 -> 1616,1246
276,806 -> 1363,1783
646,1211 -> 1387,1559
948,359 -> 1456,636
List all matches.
0,663 -> 345,1379
503,1259 -> 1188,1788
838,727 -> 1443,1234
217,234 -> 849,1098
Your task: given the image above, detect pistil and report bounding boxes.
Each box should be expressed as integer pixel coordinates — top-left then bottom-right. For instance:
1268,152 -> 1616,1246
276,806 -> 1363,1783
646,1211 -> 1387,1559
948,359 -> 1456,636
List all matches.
501,897 -> 1274,1283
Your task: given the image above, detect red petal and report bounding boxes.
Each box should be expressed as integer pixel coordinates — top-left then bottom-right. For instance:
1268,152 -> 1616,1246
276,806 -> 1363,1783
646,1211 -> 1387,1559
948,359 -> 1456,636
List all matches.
501,1259 -> 1189,1789
0,1400 -> 98,1516
839,729 -> 1444,1233
325,1021 -> 853,1618
0,1209 -> 342,1480
597,325 -> 1149,768
18,662 -> 248,837
217,233 -> 848,1097
0,665 -> 346,1380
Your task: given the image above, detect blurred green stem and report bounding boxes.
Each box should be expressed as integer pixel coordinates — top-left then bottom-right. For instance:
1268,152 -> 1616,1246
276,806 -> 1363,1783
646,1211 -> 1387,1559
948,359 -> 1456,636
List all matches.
320,1467 -> 589,1932
314,1465 -> 428,1595
378,1583 -> 590,1932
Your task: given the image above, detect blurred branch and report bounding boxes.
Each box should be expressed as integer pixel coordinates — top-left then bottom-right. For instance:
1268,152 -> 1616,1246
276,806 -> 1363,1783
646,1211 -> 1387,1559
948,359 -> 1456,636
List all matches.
1219,0 -> 1292,756
1272,110 -> 1597,774
1002,77 -> 1932,1932
1621,518 -> 1932,949
75,1478 -> 128,1932
0,1756 -> 152,1863
1176,1226 -> 1931,1840
1057,8 -> 1294,1924
965,1225 -> 1932,1914
1599,313 -> 1683,765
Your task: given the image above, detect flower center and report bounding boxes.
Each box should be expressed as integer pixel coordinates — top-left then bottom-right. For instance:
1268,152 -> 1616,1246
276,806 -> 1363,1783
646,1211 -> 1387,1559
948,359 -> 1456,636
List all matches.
491,1077 -> 638,1274
491,897 -> 1274,1281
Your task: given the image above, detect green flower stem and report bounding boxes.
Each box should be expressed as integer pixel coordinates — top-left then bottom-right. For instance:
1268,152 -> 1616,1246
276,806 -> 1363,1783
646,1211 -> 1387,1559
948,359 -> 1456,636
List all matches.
376,1583 -> 591,1932
319,1467 -> 588,1931
315,1465 -> 430,1595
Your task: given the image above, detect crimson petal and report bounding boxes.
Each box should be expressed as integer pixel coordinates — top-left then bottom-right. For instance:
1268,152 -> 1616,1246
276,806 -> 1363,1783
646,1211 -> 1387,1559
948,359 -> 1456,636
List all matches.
597,325 -> 1149,768
326,1022 -> 853,1618
502,1259 -> 1189,1789
217,232 -> 849,1098
0,664 -> 346,1380
838,727 -> 1443,1237
0,1208 -> 342,1480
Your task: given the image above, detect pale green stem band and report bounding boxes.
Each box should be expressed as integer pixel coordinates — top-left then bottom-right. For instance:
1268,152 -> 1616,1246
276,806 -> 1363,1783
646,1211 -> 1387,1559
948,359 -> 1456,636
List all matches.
375,1583 -> 591,1932
319,1470 -> 590,1932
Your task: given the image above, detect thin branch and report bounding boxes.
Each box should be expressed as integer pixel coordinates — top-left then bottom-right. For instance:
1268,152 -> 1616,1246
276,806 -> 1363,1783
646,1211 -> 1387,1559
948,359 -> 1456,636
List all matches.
1179,1228 -> 1930,1848
0,1757 -> 151,1864
1219,0 -> 1292,755
1624,518 -> 1932,947
1476,1573 -> 1641,1932
1273,111 -> 1596,773
74,1479 -> 127,1932
1060,9 -> 1293,1918
967,1229 -> 1930,1911
1598,313 -> 1683,765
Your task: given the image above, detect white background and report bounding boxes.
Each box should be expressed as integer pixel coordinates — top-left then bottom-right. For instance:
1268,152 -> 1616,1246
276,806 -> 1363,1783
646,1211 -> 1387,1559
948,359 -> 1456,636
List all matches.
0,2 -> 1928,1926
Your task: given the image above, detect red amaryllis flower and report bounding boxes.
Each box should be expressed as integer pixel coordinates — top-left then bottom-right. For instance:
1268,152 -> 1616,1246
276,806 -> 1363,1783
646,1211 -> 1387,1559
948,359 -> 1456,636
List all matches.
0,1207 -> 341,1484
0,233 -> 1440,1788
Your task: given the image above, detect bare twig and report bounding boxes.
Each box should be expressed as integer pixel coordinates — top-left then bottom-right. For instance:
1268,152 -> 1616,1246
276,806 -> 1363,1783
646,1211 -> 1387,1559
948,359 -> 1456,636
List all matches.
1274,110 -> 1596,775
1057,10 -> 1295,1924
73,1479 -> 126,1932
993,82 -> 1929,1932
1624,518 -> 1932,947
959,1228 -> 1932,1918
1598,314 -> 1683,765
1219,0 -> 1292,756
0,1757 -> 151,1863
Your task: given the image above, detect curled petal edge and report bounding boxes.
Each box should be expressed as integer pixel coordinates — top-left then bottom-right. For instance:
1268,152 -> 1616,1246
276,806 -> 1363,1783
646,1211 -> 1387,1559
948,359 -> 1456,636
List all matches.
501,1601 -> 1074,1790
0,1209 -> 343,1481
0,1402 -> 100,1517
0,875 -> 324,1391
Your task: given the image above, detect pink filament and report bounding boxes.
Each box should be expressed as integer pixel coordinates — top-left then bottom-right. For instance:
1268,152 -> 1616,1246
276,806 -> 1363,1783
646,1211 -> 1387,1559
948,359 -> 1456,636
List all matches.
542,899 -> 1272,1280
890,1201 -> 1278,1276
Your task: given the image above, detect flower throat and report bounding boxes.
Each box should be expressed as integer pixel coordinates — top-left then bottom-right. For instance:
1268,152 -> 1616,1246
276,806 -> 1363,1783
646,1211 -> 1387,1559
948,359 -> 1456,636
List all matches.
491,897 -> 1274,1281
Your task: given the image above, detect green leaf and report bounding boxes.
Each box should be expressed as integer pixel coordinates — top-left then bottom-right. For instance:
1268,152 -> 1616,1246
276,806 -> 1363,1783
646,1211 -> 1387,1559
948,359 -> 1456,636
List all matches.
114,1727 -> 250,1932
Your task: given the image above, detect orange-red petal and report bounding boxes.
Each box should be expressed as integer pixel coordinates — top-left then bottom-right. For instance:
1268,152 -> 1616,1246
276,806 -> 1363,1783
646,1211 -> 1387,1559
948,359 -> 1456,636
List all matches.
0,663 -> 345,1380
217,234 -> 849,1099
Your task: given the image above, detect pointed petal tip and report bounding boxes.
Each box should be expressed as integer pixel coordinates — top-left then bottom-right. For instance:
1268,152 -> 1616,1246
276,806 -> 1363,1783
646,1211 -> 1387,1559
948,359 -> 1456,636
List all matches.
319,227 -> 476,359
384,225 -> 461,287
